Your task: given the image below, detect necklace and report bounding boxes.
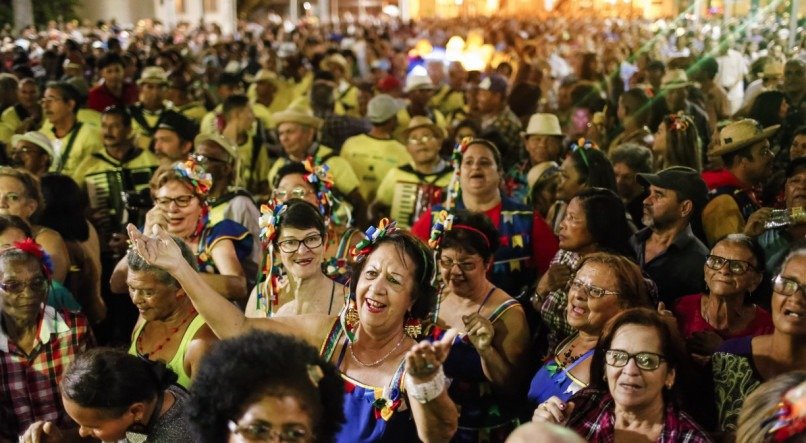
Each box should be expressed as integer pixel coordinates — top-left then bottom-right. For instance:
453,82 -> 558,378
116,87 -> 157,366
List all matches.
349,333 -> 407,368
136,308 -> 196,359
560,336 -> 594,366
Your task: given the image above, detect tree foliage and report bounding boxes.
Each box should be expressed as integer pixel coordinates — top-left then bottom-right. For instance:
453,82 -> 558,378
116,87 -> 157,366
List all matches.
0,0 -> 80,28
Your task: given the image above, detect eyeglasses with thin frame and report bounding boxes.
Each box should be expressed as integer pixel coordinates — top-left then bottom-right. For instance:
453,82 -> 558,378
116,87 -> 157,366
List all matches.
272,187 -> 313,201
408,135 -> 435,145
772,275 -> 806,297
277,234 -> 323,253
605,349 -> 667,371
191,153 -> 230,165
0,277 -> 49,294
438,257 -> 478,272
227,420 -> 311,442
705,254 -> 756,275
155,195 -> 196,208
567,277 -> 620,299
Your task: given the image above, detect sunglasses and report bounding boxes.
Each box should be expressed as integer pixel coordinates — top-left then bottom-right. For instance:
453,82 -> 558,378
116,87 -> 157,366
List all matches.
0,277 -> 49,294
605,349 -> 667,371
705,254 -> 756,275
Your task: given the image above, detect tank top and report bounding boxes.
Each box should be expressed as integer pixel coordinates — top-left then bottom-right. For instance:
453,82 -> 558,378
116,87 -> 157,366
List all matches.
128,315 -> 206,389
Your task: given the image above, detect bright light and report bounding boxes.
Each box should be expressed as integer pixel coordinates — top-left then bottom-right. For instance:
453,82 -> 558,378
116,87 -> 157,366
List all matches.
303,2 -> 312,10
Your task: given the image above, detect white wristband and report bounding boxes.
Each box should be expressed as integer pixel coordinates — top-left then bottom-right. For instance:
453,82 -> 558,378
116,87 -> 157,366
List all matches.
405,368 -> 447,404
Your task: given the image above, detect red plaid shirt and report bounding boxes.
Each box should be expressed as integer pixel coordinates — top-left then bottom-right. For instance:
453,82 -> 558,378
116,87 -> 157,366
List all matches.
0,306 -> 91,438
567,389 -> 713,443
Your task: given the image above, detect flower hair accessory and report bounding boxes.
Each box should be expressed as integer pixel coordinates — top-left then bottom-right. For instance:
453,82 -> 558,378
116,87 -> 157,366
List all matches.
255,202 -> 287,316
351,218 -> 398,262
173,157 -> 213,198
667,112 -> 691,132
764,381 -> 806,441
303,156 -> 347,225
8,238 -> 54,279
445,137 -> 471,211
428,210 -> 455,249
569,138 -> 599,168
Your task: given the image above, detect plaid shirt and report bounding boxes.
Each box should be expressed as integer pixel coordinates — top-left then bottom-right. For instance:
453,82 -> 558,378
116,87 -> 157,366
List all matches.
540,249 -> 580,351
0,306 -> 92,438
318,111 -> 371,151
568,389 -> 713,443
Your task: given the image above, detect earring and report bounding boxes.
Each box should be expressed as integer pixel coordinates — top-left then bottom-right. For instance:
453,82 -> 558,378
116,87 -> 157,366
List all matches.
345,298 -> 359,333
404,316 -> 422,338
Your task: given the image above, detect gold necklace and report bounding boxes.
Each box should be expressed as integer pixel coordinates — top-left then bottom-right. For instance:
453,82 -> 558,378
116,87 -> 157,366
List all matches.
349,334 -> 407,368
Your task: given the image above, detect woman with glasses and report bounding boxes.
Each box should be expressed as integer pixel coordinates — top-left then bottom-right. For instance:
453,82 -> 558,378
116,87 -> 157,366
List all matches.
533,308 -> 711,442
431,210 -> 530,441
246,199 -> 347,317
712,245 -> 806,434
529,253 -> 651,407
187,330 -> 344,443
672,234 -> 772,359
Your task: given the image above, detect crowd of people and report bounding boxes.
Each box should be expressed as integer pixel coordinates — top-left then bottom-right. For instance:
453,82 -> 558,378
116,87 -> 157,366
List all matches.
0,10 -> 805,443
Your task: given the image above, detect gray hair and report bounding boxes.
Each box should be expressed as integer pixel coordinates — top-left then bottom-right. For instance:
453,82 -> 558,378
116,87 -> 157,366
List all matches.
126,236 -> 197,287
609,142 -> 653,174
779,242 -> 806,273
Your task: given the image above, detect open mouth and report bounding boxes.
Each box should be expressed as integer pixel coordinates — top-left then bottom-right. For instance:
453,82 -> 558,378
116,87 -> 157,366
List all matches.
293,257 -> 314,266
365,298 -> 387,314
784,308 -> 804,319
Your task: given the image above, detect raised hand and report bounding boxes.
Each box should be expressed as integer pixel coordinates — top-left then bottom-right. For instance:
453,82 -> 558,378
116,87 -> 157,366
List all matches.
744,207 -> 774,237
405,329 -> 458,383
463,313 -> 494,352
126,223 -> 185,275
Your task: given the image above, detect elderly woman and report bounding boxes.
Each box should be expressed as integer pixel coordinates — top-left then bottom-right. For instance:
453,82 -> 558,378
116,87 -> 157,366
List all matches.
188,330 -> 345,443
533,308 -> 711,442
673,234 -> 772,358
712,245 -> 806,434
529,253 -> 651,406
245,199 -> 348,317
534,187 -> 635,351
412,138 -> 558,296
22,348 -> 192,442
0,166 -> 70,283
652,114 -> 702,172
127,220 -> 459,442
111,159 -> 250,301
432,210 -> 530,441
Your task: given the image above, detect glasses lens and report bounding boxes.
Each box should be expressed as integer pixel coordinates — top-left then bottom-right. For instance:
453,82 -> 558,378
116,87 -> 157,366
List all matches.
279,239 -> 300,253
291,188 -> 308,199
729,261 -> 749,274
273,189 -> 288,200
303,234 -> 323,249
1,281 -> 24,293
605,350 -> 628,367
176,196 -> 194,207
635,353 -> 660,370
774,276 -> 798,296
706,255 -> 724,270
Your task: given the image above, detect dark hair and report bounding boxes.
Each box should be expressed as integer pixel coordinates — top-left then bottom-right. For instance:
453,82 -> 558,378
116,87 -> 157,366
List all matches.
721,142 -> 757,168
96,52 -> 125,71
568,148 -> 617,192
60,348 -> 178,417
277,199 -> 327,239
574,187 -> 634,258
749,91 -> 787,128
609,143 -> 653,174
0,214 -> 33,237
453,119 -> 481,139
187,331 -> 344,443
466,138 -> 504,173
102,105 -> 132,127
440,210 -> 500,262
273,162 -> 311,189
575,253 -> 652,308
45,81 -> 81,114
794,125 -> 806,139
698,57 -> 720,79
588,308 -> 689,404
222,94 -> 250,118
619,88 -> 650,126
348,229 -> 437,321
35,174 -> 89,242
127,235 -> 197,287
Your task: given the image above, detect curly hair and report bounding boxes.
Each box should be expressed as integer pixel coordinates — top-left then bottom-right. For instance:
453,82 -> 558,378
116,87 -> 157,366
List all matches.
187,331 -> 345,443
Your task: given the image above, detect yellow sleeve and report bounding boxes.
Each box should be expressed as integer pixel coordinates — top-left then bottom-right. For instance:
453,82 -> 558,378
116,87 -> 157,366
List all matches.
325,157 -> 360,195
375,168 -> 401,207
200,111 -> 218,135
266,158 -> 285,192
702,194 -> 745,246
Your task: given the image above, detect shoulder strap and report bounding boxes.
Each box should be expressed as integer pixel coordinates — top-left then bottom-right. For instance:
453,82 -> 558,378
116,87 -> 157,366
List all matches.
487,298 -> 521,323
129,105 -> 150,131
55,122 -> 83,173
319,317 -> 344,361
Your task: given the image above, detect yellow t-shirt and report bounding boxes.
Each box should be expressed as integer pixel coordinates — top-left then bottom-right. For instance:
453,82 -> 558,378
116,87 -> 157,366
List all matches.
340,134 -> 411,201
1,106 -> 24,139
251,102 -> 276,130
40,122 -> 103,178
429,85 -> 465,116
267,144 -> 359,196
235,131 -> 272,196
375,164 -> 453,228
176,102 -> 207,124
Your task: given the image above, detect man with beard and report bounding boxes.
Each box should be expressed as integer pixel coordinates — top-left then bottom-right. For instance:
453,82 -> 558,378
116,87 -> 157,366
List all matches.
629,166 -> 709,305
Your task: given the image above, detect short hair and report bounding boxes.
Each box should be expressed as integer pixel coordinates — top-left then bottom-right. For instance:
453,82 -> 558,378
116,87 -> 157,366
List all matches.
609,143 -> 653,175
60,348 -> 178,418
0,214 -> 33,237
575,253 -> 652,309
101,105 -> 132,127
647,60 -> 665,72
127,235 -> 197,287
749,91 -> 788,129
0,166 -> 43,217
273,162 -> 314,189
96,52 -> 125,71
574,187 -> 634,258
721,142 -> 757,168
187,331 -> 345,443
222,94 -> 250,118
277,199 -> 327,239
588,308 -> 689,404
440,210 -> 500,262
778,243 -> 806,275
619,88 -> 650,125
453,119 -> 481,139
348,229 -> 437,321
714,234 -> 766,270
698,57 -> 719,80
737,371 -> 806,443
45,81 -> 81,114
568,147 -> 617,192
0,73 -> 19,94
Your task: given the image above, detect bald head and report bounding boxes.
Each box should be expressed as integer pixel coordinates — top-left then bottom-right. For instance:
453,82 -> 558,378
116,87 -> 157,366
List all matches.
505,422 -> 585,443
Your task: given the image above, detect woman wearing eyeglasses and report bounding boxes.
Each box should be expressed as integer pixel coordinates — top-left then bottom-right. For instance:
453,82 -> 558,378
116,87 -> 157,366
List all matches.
712,245 -> 806,434
672,234 -> 772,359
528,253 -> 651,407
533,308 -> 711,442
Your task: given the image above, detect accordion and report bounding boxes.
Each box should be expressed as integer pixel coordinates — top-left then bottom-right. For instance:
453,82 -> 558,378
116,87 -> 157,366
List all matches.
390,182 -> 443,229
84,168 -> 154,241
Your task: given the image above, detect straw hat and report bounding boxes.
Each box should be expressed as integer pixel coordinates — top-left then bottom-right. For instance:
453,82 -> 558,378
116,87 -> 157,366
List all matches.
402,116 -> 445,139
194,132 -> 238,161
138,66 -> 169,86
660,69 -> 695,91
761,61 -> 784,79
523,113 -> 563,137
526,161 -> 559,188
273,103 -> 323,129
320,53 -> 350,75
709,119 -> 781,157
11,131 -> 54,158
404,74 -> 435,93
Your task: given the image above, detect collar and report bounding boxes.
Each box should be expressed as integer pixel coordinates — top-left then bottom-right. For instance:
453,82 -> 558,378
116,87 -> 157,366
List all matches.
99,144 -> 143,164
50,118 -> 79,139
634,224 -> 697,250
0,305 -> 70,352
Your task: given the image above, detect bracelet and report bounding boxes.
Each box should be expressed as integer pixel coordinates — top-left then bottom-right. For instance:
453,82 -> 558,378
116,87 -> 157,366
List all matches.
405,368 -> 447,404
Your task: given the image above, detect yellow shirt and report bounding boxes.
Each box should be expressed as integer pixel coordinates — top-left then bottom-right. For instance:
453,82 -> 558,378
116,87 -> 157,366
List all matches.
175,102 -> 207,124
334,82 -> 360,117
1,106 -> 25,139
251,102 -> 276,130
340,134 -> 411,201
130,106 -> 164,151
429,85 -> 465,116
40,122 -> 103,178
235,131 -> 273,196
268,144 -> 359,196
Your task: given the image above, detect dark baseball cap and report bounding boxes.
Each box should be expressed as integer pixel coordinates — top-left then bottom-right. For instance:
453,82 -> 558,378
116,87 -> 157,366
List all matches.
478,74 -> 508,95
637,166 -> 708,210
156,111 -> 198,142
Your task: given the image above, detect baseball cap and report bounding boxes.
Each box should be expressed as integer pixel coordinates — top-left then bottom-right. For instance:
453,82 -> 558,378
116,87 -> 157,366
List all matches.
637,166 -> 708,211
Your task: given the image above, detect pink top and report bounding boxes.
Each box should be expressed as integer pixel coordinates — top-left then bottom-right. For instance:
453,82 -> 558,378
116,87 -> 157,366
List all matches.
673,293 -> 773,339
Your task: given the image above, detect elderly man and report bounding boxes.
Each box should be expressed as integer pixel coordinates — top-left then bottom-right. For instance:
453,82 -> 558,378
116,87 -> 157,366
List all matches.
9,132 -> 53,177
393,74 -> 448,142
130,66 -> 190,151
702,119 -> 780,245
267,103 -> 366,226
126,236 -> 217,389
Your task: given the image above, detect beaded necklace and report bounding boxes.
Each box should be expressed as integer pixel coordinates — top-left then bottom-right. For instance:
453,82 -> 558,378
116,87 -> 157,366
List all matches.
136,308 -> 197,359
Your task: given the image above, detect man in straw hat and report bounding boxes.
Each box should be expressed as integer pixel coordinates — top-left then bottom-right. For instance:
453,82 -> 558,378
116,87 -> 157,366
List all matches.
650,69 -> 711,149
248,69 -> 281,127
130,66 -> 187,151
393,73 -> 447,142
701,118 -> 779,245
320,52 -> 359,117
341,94 -> 410,202
371,115 -> 452,228
268,102 -> 366,226
9,131 -> 53,177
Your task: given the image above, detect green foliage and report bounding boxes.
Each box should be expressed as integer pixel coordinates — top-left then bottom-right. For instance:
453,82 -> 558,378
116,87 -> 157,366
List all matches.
0,0 -> 80,28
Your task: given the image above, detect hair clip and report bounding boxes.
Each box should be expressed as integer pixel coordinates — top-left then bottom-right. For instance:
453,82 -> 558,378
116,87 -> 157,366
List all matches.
667,113 -> 691,132
428,210 -> 455,249
6,238 -> 54,279
351,218 -> 398,262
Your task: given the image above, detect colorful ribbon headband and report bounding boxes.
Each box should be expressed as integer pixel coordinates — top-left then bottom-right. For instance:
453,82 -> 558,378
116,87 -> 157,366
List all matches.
764,381 -> 806,441
569,138 -> 599,168
667,112 -> 691,132
174,157 -> 213,199
303,156 -> 351,226
255,202 -> 287,316
351,218 -> 398,262
2,238 -> 54,279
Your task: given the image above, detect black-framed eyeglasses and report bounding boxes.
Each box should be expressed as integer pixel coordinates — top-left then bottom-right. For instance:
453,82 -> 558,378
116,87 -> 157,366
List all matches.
567,277 -> 620,299
772,275 -> 806,297
408,135 -> 435,145
272,187 -> 313,201
438,257 -> 478,272
227,420 -> 311,442
605,349 -> 667,371
705,254 -> 756,275
0,277 -> 49,294
155,195 -> 196,208
277,234 -> 323,253
191,153 -> 230,165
